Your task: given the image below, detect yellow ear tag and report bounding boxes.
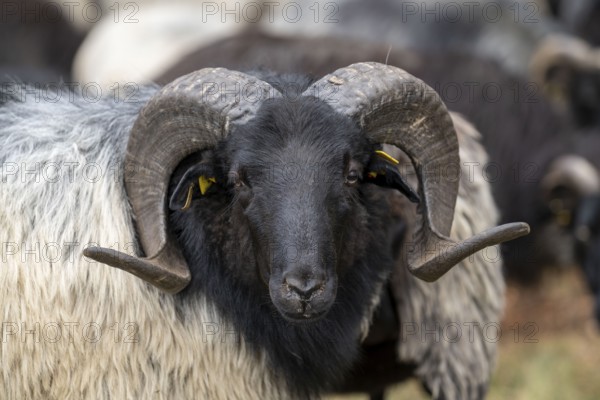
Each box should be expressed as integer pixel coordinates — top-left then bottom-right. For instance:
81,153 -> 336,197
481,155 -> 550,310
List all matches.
368,172 -> 378,179
199,176 -> 216,195
181,184 -> 195,211
555,210 -> 572,227
375,150 -> 400,165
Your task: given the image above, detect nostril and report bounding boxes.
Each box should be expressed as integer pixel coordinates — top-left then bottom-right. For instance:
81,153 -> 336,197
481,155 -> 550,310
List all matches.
284,272 -> 325,299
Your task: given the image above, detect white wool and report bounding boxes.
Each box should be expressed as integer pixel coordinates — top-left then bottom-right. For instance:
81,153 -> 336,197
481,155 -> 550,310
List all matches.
0,88 -> 290,399
393,113 -> 504,399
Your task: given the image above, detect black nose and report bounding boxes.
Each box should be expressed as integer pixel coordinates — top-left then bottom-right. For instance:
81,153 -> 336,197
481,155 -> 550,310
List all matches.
284,271 -> 325,299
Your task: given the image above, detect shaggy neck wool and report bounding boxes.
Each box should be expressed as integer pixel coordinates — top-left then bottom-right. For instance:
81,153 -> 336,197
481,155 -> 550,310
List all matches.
170,188 -> 397,397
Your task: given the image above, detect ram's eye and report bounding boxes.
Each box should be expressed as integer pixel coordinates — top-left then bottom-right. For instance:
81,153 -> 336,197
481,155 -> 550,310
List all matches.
235,178 -> 245,188
229,171 -> 247,188
345,170 -> 360,186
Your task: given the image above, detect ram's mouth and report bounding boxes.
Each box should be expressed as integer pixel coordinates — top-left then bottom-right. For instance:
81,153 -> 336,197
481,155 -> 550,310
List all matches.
278,306 -> 330,324
270,289 -> 336,323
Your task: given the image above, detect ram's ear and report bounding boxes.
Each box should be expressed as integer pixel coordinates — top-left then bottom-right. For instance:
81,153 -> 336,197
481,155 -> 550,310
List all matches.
365,149 -> 420,203
169,163 -> 218,211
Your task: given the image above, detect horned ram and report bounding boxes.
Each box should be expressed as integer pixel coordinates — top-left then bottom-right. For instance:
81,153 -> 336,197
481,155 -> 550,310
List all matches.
157,30 -> 600,312
0,62 -> 528,399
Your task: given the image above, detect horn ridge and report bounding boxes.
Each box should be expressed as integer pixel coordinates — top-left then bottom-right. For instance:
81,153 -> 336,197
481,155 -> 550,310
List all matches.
305,62 -> 530,281
86,68 -> 278,292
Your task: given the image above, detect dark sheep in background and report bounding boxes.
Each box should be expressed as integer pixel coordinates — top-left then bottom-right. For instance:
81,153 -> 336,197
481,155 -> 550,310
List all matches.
0,0 -> 84,84
547,0 -> 600,45
73,1 -> 600,130
258,0 -> 600,131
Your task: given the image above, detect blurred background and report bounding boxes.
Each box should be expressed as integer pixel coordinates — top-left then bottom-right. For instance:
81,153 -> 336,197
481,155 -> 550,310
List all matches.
3,0 -> 600,398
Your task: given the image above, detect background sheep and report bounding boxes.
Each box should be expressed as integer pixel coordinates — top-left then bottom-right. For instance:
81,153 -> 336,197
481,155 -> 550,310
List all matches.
547,0 -> 600,45
71,1 -> 600,131
71,1 -> 248,90
0,0 -> 84,84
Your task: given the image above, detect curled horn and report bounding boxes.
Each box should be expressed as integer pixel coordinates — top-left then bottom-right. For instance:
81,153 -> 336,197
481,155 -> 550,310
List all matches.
541,154 -> 600,198
84,68 -> 277,293
530,34 -> 600,86
305,62 -> 529,281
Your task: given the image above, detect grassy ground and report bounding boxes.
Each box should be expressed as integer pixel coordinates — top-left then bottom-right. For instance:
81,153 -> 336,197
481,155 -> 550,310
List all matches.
327,267 -> 600,399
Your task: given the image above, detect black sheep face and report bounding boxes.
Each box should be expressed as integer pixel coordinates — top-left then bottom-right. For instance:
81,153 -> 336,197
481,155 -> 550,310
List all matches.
223,97 -> 372,322
169,95 -> 415,324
